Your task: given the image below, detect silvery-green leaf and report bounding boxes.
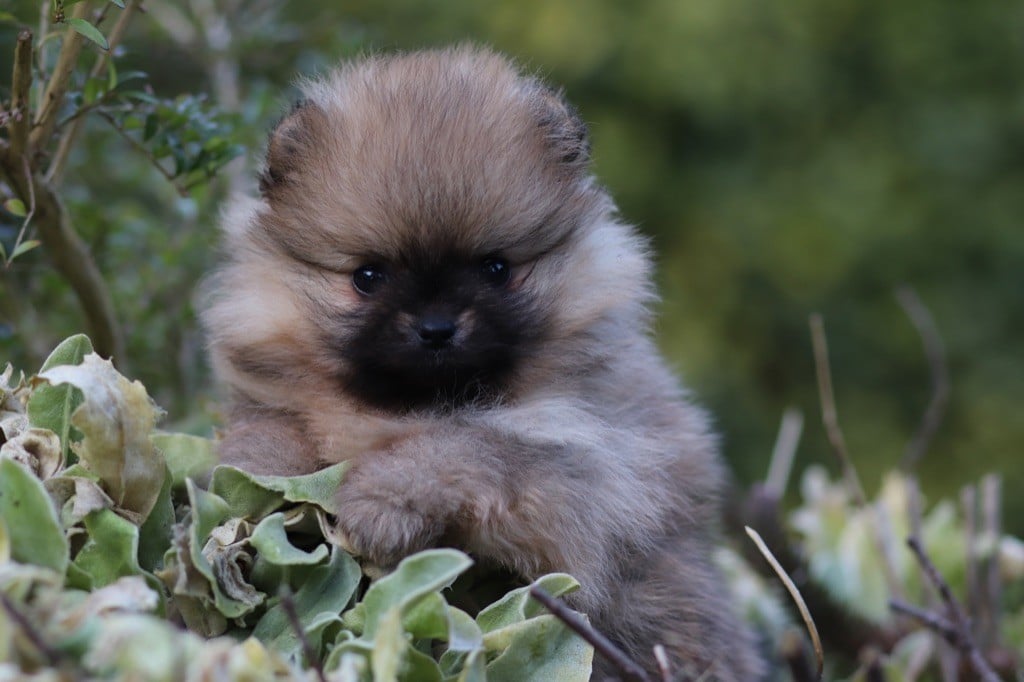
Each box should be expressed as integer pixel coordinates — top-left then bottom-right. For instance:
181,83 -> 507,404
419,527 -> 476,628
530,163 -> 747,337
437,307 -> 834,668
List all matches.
252,547 -> 361,659
26,335 -> 92,463
0,457 -> 68,573
249,512 -> 329,566
476,573 -> 579,633
362,549 -> 472,638
151,431 -> 217,488
72,509 -> 142,588
483,615 -> 592,682
210,462 -> 350,519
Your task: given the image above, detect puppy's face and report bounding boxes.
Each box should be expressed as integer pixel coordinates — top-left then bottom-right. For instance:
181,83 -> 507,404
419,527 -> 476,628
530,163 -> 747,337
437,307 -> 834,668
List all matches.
205,49 -> 651,414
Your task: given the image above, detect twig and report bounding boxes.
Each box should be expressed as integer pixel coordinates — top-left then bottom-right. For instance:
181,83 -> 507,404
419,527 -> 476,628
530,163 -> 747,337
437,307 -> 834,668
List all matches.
529,585 -> 651,682
278,586 -> 326,682
8,30 -> 34,162
889,599 -> 959,641
0,142 -> 125,362
48,0 -> 143,184
808,314 -> 867,505
95,110 -> 188,195
809,314 -> 904,600
30,1 -> 92,154
895,287 -> 950,470
977,475 -> 1001,650
765,407 -> 803,497
652,645 -> 671,682
0,592 -> 62,666
779,628 -> 816,682
903,537 -> 1002,682
745,526 -> 823,681
6,155 -> 38,269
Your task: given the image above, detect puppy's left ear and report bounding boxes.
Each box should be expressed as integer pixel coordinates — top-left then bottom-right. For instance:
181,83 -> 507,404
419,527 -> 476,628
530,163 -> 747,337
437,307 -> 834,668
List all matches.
531,83 -> 591,173
259,98 -> 329,198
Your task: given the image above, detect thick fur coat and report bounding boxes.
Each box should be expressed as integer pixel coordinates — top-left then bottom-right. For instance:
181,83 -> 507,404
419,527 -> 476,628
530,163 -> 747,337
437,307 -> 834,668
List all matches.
202,47 -> 762,680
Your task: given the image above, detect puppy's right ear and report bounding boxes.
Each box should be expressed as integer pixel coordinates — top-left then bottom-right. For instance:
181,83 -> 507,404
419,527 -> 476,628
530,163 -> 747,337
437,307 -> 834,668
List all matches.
259,99 -> 328,197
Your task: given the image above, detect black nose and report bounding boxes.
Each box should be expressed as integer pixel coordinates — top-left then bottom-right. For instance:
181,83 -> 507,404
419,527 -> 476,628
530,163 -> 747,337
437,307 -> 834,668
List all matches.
417,315 -> 456,347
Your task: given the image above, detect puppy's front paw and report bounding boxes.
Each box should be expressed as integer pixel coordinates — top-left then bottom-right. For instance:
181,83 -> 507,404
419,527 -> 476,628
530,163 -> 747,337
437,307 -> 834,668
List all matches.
332,461 -> 449,568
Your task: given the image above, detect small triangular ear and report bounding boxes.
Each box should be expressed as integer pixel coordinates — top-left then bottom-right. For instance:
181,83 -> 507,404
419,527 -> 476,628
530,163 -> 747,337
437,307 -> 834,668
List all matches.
259,99 -> 328,197
531,83 -> 590,172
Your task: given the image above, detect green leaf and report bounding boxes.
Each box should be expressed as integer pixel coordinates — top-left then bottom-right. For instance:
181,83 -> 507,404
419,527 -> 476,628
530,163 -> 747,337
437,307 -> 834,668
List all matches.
249,512 -> 329,566
72,508 -> 142,588
66,18 -> 109,50
39,354 -> 166,521
151,431 -> 217,488
137,467 -> 174,572
210,462 -> 350,519
361,549 -> 473,637
476,573 -> 580,633
9,240 -> 41,260
27,334 -> 93,463
484,615 -> 592,682
3,198 -> 26,217
0,457 -> 69,573
252,547 -> 361,659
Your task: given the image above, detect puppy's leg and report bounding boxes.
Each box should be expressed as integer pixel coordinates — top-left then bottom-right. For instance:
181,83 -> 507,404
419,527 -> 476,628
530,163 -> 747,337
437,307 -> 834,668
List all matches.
217,411 -> 320,476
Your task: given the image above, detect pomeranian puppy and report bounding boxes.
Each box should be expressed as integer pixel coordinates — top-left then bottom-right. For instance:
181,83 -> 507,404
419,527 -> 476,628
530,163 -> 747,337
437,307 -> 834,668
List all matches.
202,47 -> 762,680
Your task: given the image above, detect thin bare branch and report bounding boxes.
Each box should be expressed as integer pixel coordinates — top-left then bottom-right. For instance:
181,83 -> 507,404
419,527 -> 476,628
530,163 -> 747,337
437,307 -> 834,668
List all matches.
278,587 -> 326,682
889,599 -> 959,641
779,628 -> 816,682
6,155 -> 38,269
652,645 -> 672,682
895,287 -> 951,470
30,1 -> 92,154
0,143 -> 125,361
809,314 -> 903,600
745,526 -> 823,681
0,592 -> 62,666
7,30 -> 34,162
809,314 -> 867,504
765,407 -> 803,497
48,0 -> 143,184
529,585 -> 652,682
904,537 -> 1002,682
978,475 -> 1002,649
95,110 -> 188,195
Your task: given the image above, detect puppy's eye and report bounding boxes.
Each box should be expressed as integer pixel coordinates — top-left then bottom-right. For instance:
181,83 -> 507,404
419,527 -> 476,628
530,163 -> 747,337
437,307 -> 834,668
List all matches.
353,265 -> 387,295
480,257 -> 510,287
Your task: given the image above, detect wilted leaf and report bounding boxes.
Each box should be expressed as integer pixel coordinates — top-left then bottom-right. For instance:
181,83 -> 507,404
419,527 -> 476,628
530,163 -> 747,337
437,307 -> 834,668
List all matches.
27,334 -> 93,462
0,427 -> 62,479
59,576 -> 159,630
39,353 -> 166,521
210,462 -> 349,519
0,457 -> 68,573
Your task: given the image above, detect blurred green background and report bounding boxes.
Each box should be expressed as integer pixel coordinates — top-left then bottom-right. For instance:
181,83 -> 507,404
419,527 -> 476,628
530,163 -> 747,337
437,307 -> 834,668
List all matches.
2,1 -> 1022,531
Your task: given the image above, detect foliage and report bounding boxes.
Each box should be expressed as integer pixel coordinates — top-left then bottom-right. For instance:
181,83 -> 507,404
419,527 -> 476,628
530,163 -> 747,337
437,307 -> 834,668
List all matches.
0,337 -> 595,680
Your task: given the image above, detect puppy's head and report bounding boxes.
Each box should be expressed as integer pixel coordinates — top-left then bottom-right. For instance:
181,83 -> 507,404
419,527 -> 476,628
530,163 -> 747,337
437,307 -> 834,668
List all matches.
205,47 -> 652,413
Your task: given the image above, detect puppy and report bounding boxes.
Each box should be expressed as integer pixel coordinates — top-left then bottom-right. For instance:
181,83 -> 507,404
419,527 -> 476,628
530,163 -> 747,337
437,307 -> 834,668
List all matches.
202,47 -> 762,680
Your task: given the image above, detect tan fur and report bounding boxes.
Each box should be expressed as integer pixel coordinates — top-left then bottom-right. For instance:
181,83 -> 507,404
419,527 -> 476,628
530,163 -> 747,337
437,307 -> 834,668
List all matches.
202,47 -> 762,680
